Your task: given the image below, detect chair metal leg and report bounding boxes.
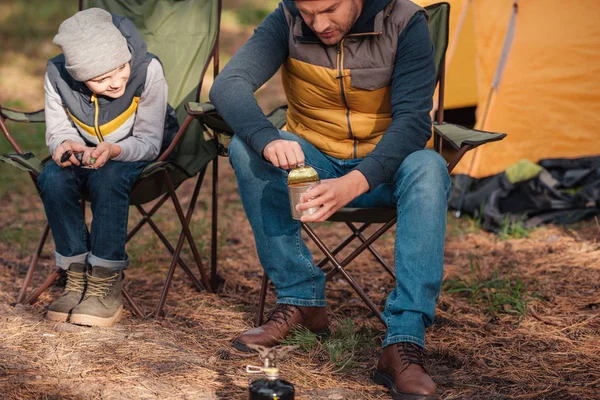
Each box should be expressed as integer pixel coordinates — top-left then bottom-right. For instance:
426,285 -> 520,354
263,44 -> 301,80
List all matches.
315,223 -> 370,270
16,222 -> 50,304
211,157 -> 219,291
155,170 -> 212,317
254,219 -> 397,325
346,222 -> 395,279
306,219 -> 396,324
155,242 -> 183,317
122,287 -> 144,318
165,170 -> 211,291
322,219 -> 396,282
255,273 -> 269,327
303,223 -> 384,323
26,268 -> 61,305
136,204 -> 204,292
127,193 -> 170,242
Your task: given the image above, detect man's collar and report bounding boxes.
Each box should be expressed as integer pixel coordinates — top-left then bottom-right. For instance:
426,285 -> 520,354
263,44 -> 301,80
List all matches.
283,0 -> 394,42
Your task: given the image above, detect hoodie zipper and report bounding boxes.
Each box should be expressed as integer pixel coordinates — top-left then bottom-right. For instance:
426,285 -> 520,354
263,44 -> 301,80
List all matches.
336,32 -> 382,158
336,39 -> 356,157
90,94 -> 104,142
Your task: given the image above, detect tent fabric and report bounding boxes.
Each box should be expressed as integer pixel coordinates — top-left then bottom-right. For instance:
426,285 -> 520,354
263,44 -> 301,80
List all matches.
453,0 -> 600,178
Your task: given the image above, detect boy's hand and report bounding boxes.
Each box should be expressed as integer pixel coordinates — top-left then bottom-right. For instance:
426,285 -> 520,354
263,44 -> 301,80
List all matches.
89,142 -> 121,169
53,140 -> 88,167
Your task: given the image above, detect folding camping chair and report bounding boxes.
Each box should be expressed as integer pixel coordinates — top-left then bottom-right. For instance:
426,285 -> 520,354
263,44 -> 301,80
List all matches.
187,2 -> 507,326
0,0 -> 223,317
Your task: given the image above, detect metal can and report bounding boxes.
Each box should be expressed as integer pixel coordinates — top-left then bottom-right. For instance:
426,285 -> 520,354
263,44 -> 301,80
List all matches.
287,165 -> 320,220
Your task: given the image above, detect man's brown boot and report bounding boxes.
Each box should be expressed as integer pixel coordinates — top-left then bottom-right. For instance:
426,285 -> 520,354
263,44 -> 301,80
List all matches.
46,263 -> 87,322
373,342 -> 439,400
233,304 -> 329,352
69,266 -> 124,327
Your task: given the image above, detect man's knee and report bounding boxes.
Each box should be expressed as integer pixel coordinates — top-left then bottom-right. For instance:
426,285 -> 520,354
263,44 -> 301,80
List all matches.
398,150 -> 450,196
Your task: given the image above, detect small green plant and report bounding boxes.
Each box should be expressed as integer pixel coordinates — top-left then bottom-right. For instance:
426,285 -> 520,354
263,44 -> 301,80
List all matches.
282,319 -> 378,373
443,254 -> 539,315
281,325 -> 320,352
497,214 -> 532,240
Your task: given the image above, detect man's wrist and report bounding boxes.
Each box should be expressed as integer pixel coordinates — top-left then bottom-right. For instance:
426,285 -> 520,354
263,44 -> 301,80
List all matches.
345,170 -> 370,197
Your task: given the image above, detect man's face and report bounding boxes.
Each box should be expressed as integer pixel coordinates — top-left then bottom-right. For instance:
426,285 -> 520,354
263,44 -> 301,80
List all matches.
295,0 -> 363,45
85,63 -> 131,99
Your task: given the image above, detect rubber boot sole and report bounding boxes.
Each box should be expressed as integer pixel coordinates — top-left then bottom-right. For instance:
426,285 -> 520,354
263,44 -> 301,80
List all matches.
233,328 -> 331,353
70,305 -> 123,327
372,370 -> 439,400
46,310 -> 70,323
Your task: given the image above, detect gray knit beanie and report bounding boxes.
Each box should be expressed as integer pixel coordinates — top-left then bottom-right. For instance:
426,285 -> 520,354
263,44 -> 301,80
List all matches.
52,8 -> 132,82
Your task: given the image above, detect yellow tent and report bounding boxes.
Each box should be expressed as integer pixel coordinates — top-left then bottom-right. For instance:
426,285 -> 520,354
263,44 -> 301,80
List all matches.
455,0 -> 600,177
418,0 -> 600,178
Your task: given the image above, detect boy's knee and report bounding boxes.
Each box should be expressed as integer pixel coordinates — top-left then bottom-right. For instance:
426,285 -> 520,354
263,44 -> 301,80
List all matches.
38,163 -> 71,193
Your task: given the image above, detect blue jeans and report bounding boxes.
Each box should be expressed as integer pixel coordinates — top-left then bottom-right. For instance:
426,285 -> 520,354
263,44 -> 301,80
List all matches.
38,160 -> 148,271
229,131 -> 451,348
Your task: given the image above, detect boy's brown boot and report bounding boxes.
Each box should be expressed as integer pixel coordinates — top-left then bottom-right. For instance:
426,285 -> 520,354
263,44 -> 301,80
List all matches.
46,263 -> 87,322
69,266 -> 124,327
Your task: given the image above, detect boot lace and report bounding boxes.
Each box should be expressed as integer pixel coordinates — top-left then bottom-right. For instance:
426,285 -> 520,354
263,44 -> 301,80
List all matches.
397,342 -> 425,367
85,273 -> 118,298
64,269 -> 86,294
266,304 -> 305,326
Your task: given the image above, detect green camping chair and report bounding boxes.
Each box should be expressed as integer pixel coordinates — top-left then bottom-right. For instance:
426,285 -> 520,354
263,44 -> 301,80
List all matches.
0,0 -> 222,317
184,2 -> 508,325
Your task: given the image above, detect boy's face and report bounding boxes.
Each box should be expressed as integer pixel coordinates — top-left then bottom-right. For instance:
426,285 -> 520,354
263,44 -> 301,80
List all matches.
85,63 -> 131,99
295,0 -> 363,45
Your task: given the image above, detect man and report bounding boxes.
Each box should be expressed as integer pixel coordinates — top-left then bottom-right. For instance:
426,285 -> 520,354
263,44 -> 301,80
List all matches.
210,0 -> 450,398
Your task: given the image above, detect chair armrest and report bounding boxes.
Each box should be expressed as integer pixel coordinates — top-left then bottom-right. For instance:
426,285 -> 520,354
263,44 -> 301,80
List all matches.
0,106 -> 45,123
434,122 -> 506,151
0,153 -> 44,176
186,101 -> 233,134
186,102 -> 288,132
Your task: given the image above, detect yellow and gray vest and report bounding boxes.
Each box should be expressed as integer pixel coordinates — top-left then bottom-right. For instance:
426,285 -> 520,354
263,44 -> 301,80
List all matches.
46,13 -> 174,148
281,0 -> 423,159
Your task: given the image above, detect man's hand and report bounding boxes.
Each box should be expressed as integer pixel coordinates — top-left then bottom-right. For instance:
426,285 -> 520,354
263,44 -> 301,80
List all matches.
53,140 -> 88,167
88,142 -> 122,169
297,170 -> 370,222
263,139 -> 305,170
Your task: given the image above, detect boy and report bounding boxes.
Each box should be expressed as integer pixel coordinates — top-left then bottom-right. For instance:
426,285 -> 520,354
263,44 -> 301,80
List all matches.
39,8 -> 177,327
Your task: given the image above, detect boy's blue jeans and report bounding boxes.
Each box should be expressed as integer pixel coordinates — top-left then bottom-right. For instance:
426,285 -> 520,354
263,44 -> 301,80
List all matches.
228,131 -> 451,348
38,160 -> 147,271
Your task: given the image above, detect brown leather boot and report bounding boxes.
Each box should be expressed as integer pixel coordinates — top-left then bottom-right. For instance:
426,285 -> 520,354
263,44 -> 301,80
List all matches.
373,342 -> 439,400
233,304 -> 329,352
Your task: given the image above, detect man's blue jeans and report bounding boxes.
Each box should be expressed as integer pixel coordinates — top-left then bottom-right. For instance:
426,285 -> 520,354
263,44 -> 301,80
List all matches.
228,131 -> 451,348
38,160 -> 147,271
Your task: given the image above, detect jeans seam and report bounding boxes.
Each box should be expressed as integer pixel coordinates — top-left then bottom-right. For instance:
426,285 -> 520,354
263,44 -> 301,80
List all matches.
295,221 -> 319,301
